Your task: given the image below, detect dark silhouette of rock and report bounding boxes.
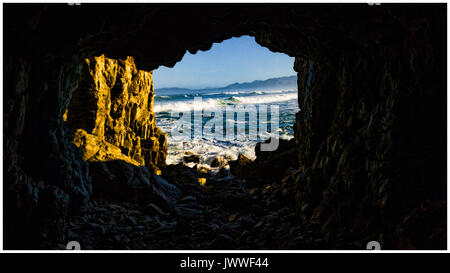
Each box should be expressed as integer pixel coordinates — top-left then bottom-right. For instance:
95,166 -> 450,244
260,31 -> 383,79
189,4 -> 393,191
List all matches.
230,138 -> 299,187
90,160 -> 181,209
183,153 -> 200,164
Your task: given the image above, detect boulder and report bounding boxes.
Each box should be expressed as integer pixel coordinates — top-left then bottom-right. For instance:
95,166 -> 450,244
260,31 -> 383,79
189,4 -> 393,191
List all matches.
183,153 -> 200,164
229,139 -> 298,187
89,160 -> 181,209
228,154 -> 252,178
209,156 -> 228,168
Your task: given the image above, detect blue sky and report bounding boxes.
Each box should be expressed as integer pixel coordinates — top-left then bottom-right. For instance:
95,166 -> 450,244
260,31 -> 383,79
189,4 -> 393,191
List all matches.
153,35 -> 295,89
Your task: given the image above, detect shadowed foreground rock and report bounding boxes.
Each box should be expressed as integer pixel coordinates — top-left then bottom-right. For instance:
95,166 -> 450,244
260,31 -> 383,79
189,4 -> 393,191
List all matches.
229,138 -> 299,187
89,160 -> 181,209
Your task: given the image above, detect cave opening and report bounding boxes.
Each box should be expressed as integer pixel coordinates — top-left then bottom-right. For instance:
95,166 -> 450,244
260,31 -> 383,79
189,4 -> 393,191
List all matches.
52,33 -> 305,250
151,35 -> 299,172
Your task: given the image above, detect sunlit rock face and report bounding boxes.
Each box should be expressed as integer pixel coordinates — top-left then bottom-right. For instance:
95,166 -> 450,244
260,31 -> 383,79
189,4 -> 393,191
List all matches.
61,54 -> 179,215
64,55 -> 167,172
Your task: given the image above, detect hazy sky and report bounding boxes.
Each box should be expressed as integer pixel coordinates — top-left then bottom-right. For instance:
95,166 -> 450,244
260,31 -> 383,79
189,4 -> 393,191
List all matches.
153,35 -> 295,89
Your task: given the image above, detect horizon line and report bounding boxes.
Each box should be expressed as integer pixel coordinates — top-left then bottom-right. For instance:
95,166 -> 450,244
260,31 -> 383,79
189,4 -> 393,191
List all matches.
155,74 -> 297,90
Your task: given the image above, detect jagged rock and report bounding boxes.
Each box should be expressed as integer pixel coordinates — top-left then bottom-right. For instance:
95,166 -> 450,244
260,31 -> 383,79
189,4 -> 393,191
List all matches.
61,55 -> 180,214
65,55 -> 167,172
72,128 -> 142,166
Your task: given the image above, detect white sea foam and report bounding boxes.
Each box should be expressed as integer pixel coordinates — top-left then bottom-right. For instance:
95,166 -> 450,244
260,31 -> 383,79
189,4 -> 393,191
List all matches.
153,91 -> 298,113
155,88 -> 299,167
229,93 -> 297,105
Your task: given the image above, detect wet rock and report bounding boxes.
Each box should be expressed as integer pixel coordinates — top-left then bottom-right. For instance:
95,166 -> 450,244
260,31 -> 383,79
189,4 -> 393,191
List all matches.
183,152 -> 200,164
210,156 -> 228,168
228,154 -> 252,178
195,165 -> 211,178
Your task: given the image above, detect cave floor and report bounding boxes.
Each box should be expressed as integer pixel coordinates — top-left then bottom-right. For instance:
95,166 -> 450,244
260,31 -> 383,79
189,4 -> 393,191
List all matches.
62,165 -> 364,250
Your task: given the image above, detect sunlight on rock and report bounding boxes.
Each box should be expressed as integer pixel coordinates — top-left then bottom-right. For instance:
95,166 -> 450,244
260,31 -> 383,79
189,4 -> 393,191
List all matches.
198,178 -> 207,186
63,54 -> 167,174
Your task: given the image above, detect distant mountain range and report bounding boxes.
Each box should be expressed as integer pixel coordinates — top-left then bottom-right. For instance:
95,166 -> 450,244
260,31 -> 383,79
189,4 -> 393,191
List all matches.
155,75 -> 297,95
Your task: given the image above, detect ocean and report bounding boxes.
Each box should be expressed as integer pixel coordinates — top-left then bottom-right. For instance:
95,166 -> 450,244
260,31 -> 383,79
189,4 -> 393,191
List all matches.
154,87 -> 299,168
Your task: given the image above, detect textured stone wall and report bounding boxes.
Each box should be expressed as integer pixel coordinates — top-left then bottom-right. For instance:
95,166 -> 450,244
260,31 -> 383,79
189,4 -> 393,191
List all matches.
64,55 -> 167,172
291,26 -> 446,247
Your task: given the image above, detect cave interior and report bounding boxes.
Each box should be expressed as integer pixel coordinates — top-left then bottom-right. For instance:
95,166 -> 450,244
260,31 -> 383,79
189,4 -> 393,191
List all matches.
3,3 -> 446,249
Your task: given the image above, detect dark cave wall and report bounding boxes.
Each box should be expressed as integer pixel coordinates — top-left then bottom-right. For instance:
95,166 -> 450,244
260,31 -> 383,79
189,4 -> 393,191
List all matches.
291,7 -> 446,248
294,45 -> 446,248
4,4 -> 446,249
